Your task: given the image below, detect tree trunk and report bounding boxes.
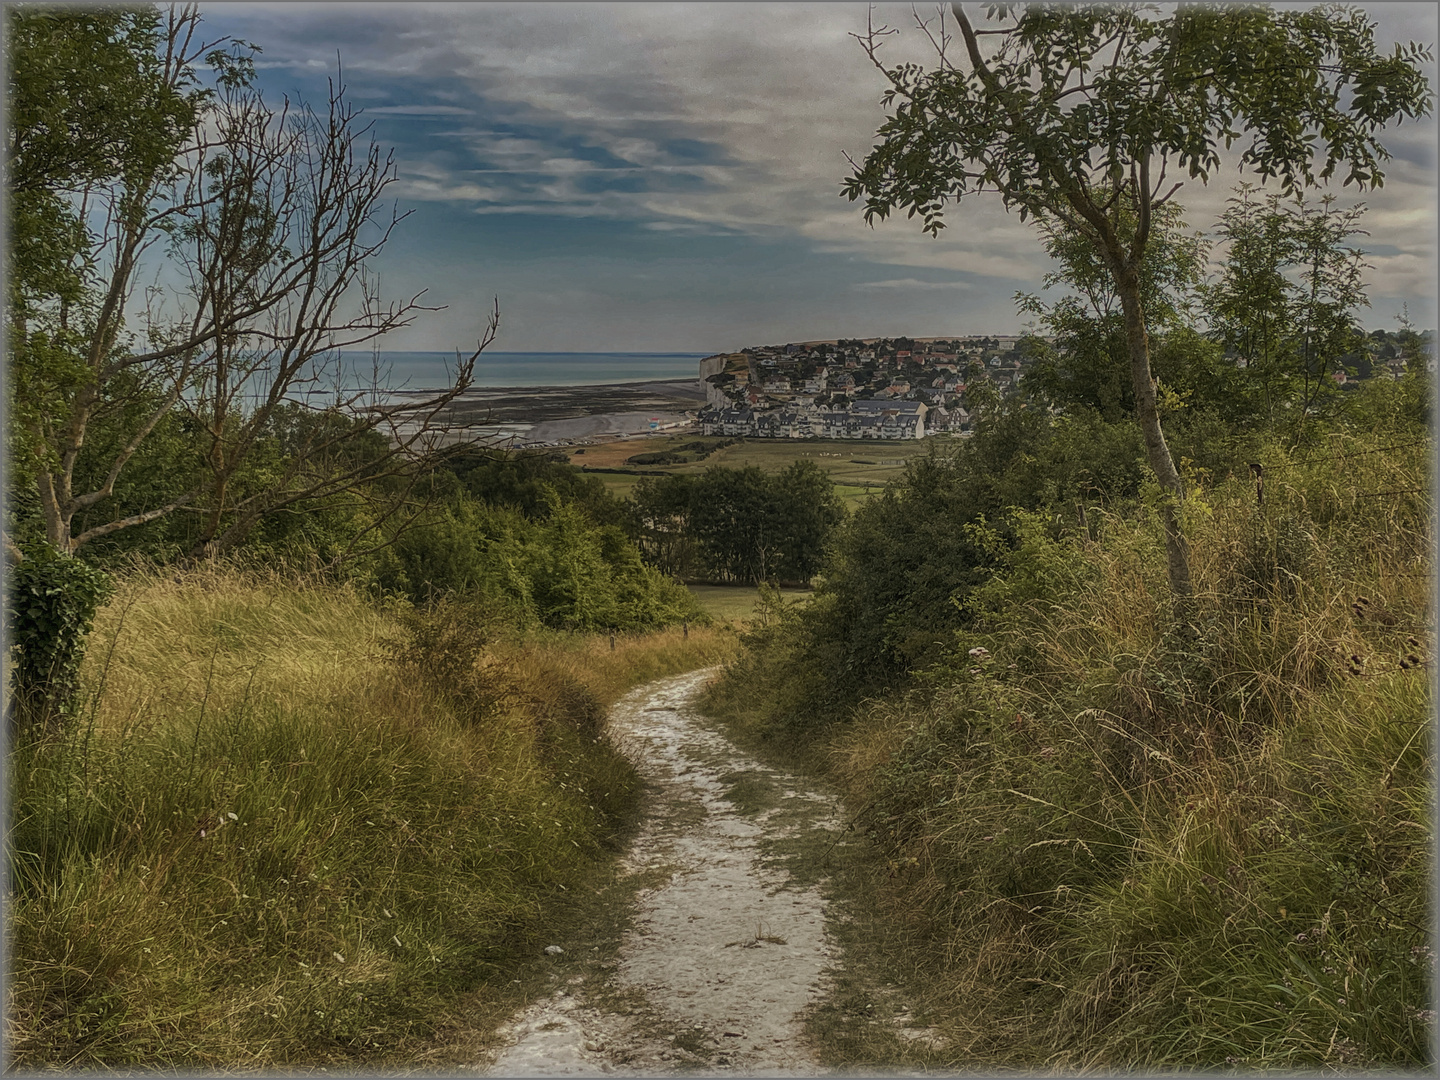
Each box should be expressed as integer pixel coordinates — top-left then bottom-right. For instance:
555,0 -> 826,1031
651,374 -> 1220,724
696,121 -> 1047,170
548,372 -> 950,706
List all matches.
1115,266 -> 1193,599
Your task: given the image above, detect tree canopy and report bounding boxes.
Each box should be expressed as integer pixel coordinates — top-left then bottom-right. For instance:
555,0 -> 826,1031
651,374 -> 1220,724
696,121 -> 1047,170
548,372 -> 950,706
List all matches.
842,1 -> 1432,598
631,462 -> 845,586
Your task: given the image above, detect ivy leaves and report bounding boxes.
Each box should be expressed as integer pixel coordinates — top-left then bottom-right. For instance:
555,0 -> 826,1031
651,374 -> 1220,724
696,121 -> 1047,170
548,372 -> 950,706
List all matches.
5,546 -> 114,733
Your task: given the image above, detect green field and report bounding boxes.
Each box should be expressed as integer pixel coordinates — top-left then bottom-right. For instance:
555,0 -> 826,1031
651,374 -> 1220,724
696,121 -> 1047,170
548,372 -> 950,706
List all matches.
687,584 -> 814,623
573,434 -> 957,507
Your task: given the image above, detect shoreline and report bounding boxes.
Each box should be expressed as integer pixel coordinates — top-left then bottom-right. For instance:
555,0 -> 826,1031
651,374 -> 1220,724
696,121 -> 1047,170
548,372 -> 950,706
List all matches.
391,378 -> 708,448
387,376 -> 703,398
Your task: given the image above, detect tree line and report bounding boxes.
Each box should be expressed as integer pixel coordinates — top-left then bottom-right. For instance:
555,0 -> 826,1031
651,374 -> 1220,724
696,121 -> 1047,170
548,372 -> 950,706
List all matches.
629,460 -> 845,586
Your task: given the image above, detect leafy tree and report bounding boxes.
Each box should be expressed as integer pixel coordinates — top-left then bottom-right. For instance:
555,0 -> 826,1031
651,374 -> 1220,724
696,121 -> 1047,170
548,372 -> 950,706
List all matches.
812,452 -> 999,698
374,493 -> 701,632
5,8 -> 196,322
527,504 -> 699,632
630,473 -> 700,579
842,2 -> 1432,598
1286,197 -> 1372,428
1392,305 -> 1434,377
1205,184 -> 1371,432
688,466 -> 781,584
742,403 -> 1147,717
1018,200 -> 1208,422
450,448 -> 630,529
960,359 -> 1000,428
638,465 -> 845,586
5,7 -> 199,552
771,459 -> 846,583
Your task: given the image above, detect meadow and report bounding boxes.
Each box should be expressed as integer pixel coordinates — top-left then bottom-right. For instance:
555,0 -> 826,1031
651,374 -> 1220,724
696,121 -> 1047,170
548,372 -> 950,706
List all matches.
685,584 -> 813,624
6,566 -> 737,1070
569,434 -> 948,508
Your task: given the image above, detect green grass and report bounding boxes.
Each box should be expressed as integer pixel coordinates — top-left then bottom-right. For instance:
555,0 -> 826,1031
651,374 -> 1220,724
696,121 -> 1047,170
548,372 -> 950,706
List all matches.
578,436 -> 952,503
832,483 -> 884,509
590,473 -> 644,500
686,584 -> 813,623
5,566 -> 737,1071
698,438 -> 941,486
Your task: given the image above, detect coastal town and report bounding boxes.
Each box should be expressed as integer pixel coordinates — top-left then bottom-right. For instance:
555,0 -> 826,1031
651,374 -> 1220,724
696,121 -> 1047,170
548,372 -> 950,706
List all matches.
696,335 -> 1027,441
449,334 -> 1032,450
416,326 -> 1427,451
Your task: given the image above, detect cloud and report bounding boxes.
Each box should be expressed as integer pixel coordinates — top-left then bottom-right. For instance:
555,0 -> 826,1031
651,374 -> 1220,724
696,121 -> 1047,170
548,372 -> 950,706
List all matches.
203,5 -> 934,233
362,104 -> 475,116
193,3 -> 1435,349
855,278 -> 975,292
392,177 -> 509,204
212,5 -> 1435,247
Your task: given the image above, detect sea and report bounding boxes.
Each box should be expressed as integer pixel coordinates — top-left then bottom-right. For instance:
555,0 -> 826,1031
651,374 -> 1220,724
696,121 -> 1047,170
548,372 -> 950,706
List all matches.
335,350 -> 710,393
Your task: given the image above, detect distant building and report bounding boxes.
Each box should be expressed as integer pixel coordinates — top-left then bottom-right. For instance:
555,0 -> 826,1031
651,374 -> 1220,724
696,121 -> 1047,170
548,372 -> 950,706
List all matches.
699,398 -> 928,440
850,398 -> 927,438
700,407 -> 756,436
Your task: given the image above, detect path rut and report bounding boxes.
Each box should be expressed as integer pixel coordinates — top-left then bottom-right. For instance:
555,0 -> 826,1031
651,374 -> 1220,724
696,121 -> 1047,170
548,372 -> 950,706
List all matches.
480,668 -> 842,1076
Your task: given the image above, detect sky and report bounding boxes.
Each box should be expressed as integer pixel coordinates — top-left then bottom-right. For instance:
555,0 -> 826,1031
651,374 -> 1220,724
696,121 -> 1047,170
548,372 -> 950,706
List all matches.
195,2 -> 1439,354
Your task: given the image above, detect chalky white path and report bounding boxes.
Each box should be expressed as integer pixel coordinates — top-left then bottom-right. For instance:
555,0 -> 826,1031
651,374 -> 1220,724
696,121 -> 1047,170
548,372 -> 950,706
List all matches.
482,668 -> 840,1076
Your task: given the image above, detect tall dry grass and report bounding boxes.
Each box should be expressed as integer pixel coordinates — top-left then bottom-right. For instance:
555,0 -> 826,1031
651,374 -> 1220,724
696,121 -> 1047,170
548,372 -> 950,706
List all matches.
6,564 -> 733,1070
510,623 -> 738,709
716,426 -> 1433,1070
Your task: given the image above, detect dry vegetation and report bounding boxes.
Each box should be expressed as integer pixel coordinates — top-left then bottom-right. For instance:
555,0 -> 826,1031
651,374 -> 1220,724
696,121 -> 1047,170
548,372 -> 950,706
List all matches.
5,566 -> 736,1070
705,426 -> 1433,1070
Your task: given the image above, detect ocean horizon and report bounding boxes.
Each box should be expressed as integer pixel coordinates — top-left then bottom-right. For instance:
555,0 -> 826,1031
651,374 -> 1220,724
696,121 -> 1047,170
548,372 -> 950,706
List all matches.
334,350 -> 711,393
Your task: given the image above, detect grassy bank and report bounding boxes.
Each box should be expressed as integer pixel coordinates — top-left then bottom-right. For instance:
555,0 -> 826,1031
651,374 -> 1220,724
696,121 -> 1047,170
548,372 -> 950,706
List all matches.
703,428 -> 1433,1071
6,566 -> 736,1070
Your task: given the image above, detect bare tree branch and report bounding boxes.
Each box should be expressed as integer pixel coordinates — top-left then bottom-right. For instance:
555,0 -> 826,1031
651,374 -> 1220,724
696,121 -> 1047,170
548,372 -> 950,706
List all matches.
18,10 -> 496,559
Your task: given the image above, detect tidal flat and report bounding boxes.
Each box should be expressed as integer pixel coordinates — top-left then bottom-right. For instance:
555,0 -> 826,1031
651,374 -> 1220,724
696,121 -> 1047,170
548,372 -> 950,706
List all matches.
391,378 -> 709,445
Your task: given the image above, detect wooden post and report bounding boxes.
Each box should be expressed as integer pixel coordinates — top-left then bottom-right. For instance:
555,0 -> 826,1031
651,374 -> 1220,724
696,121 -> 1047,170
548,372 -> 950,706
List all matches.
609,634 -> 615,651
1249,462 -> 1264,507
683,619 -> 688,639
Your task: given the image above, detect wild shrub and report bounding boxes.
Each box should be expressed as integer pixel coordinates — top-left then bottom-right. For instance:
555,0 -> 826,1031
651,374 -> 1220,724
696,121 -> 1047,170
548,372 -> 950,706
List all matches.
385,593 -> 521,725
699,584 -> 841,744
374,498 -> 704,632
5,544 -> 114,733
722,407 -> 1149,722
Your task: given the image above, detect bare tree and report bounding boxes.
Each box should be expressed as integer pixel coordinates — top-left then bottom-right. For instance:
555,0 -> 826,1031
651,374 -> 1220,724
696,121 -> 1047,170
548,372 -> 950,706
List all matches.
10,5 -> 495,559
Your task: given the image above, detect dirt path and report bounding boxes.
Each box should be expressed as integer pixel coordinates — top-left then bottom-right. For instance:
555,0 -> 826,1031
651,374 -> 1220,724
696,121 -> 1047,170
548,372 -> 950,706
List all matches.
479,668 -> 842,1076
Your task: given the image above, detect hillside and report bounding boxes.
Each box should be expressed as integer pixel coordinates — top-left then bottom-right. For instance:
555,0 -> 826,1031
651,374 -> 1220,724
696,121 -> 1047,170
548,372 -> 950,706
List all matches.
701,376 -> 1433,1070
6,567 -> 736,1069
